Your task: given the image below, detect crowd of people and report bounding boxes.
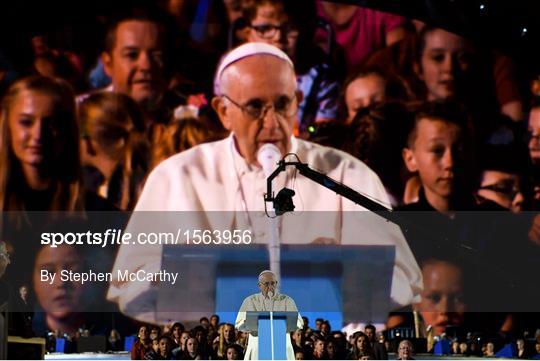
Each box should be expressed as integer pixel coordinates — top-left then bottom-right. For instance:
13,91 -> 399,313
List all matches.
116,317 -> 540,359
2,0 -> 540,359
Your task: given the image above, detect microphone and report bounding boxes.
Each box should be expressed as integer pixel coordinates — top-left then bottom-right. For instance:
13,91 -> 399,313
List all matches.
257,143 -> 282,291
257,143 -> 281,177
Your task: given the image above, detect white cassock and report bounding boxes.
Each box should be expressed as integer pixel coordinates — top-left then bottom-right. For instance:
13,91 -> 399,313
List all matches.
235,292 -> 303,360
107,134 -> 422,323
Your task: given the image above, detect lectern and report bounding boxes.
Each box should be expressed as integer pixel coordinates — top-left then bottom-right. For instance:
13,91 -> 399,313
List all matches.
241,311 -> 298,360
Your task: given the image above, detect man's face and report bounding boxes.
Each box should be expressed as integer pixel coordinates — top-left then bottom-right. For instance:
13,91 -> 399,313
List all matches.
415,260 -> 466,336
246,4 -> 287,50
258,272 -> 277,297
103,20 -> 165,107
364,328 -> 374,341
528,108 -> 540,164
214,55 -> 299,166
403,118 -> 463,205
418,29 -> 472,101
320,323 -> 329,334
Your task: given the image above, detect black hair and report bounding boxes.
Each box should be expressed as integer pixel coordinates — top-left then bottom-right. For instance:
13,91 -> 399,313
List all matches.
171,322 -> 185,332
103,8 -> 168,54
365,324 -> 376,333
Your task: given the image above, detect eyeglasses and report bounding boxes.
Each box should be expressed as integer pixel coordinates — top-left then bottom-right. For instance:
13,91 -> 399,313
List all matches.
260,281 -> 277,287
222,94 -> 298,120
250,24 -> 284,39
479,180 -> 521,199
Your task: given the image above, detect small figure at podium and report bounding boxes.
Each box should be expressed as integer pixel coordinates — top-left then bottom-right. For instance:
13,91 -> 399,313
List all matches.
235,271 -> 303,360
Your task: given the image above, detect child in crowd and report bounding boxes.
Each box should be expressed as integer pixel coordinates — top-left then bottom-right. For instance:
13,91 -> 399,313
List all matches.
400,101 -> 473,212
341,67 -> 409,124
151,116 -> 219,170
342,69 -> 386,123
475,146 -> 525,213
386,257 -> 466,347
241,0 -> 340,135
79,92 -> 149,210
0,76 -> 83,213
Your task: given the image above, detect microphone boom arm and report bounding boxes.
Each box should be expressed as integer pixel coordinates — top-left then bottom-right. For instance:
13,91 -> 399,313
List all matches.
264,159 -> 395,221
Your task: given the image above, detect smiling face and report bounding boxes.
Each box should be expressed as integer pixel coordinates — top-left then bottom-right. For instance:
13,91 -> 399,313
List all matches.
103,20 -> 165,107
403,118 -> 463,208
213,55 -> 299,166
417,29 -> 473,101
415,260 -> 466,336
398,340 -> 413,360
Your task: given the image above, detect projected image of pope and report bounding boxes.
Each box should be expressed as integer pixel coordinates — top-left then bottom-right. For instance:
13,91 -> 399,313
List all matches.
235,270 -> 303,360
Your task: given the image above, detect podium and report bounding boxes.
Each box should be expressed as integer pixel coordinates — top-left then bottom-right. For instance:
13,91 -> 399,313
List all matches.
242,312 -> 298,360
156,244 -> 394,325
